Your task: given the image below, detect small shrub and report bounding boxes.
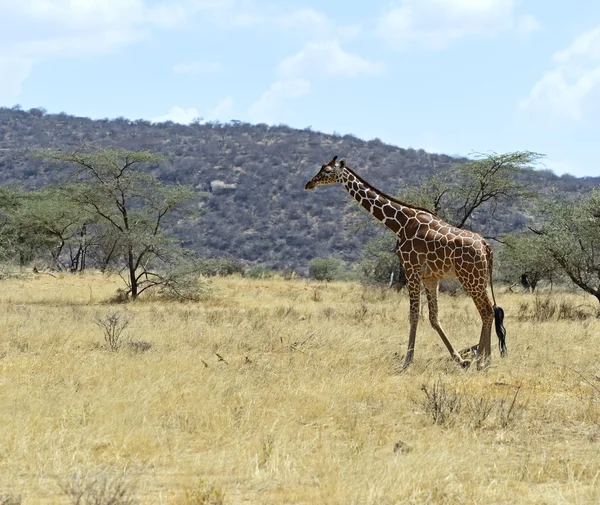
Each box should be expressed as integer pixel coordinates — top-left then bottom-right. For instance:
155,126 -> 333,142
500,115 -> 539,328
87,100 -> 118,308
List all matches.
182,479 -> 225,505
245,266 -> 276,279
0,493 -> 22,505
95,311 -> 131,351
496,387 -> 523,429
420,380 -> 462,426
197,259 -> 244,277
108,288 -> 129,304
353,303 -> 369,322
518,294 -> 558,321
517,301 -> 530,322
59,469 -> 137,505
274,306 -> 298,319
309,257 -> 342,282
462,388 -> 524,430
281,268 -> 297,280
126,340 -> 152,353
557,299 -> 592,320
150,266 -> 208,302
533,294 -> 556,321
465,395 -> 495,429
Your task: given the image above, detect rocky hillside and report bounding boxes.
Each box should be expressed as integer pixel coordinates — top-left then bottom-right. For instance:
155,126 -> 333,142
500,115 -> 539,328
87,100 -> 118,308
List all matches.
1,106 -> 597,270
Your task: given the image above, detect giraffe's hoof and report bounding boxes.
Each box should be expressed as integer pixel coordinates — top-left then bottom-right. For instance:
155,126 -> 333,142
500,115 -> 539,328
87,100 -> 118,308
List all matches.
459,359 -> 471,369
401,362 -> 412,371
458,345 -> 479,361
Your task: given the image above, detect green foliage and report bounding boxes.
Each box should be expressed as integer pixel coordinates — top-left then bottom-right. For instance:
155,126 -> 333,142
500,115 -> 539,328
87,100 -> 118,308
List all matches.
245,266 -> 277,279
197,258 -> 245,277
0,186 -> 93,269
358,234 -> 405,288
497,234 -> 559,291
309,257 -> 343,282
36,149 -> 201,300
403,151 -> 543,229
534,189 -> 600,302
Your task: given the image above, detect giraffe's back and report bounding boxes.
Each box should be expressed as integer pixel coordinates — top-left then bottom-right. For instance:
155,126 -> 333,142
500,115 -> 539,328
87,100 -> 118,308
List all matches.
395,214 -> 490,282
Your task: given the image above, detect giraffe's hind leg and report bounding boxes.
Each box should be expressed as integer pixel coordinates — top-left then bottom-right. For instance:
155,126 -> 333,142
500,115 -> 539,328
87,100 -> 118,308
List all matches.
422,278 -> 467,367
461,282 -> 494,366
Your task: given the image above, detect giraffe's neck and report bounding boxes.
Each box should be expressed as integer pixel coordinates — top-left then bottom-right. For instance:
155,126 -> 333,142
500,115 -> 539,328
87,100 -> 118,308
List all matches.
340,167 -> 415,234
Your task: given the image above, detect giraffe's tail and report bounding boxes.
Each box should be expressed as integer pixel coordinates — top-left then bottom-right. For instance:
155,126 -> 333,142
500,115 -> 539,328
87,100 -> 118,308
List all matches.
486,243 -> 508,358
494,305 -> 507,358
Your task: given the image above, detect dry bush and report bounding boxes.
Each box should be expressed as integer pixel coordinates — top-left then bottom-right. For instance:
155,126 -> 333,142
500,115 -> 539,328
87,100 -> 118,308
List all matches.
464,387 -> 524,430
557,299 -> 594,320
518,293 -> 595,322
419,380 -> 525,429
0,493 -> 21,505
178,479 -> 225,505
95,311 -> 131,351
59,469 -> 137,505
419,380 -> 462,426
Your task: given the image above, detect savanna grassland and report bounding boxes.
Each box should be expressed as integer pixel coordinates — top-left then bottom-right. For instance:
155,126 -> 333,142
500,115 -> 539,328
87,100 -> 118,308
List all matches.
1,274 -> 599,504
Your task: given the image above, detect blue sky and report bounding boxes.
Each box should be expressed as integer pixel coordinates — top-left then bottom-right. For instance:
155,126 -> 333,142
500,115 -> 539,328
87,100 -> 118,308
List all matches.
1,1 -> 600,177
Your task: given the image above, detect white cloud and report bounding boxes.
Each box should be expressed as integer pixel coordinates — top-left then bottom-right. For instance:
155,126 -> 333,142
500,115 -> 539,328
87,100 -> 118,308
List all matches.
519,26 -> 600,122
205,97 -> 234,121
0,0 -> 187,104
173,60 -> 222,75
0,56 -> 34,105
16,30 -> 147,59
278,40 -> 385,78
516,14 -> 541,39
554,27 -> 600,63
248,79 -> 310,123
250,22 -> 380,126
376,0 -> 538,50
273,7 -> 360,41
151,97 -> 234,124
0,0 -> 183,30
276,8 -> 329,31
152,106 -> 201,124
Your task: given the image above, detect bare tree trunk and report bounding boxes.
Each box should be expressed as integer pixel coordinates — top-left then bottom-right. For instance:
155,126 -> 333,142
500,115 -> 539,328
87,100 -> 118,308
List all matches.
128,245 -> 138,300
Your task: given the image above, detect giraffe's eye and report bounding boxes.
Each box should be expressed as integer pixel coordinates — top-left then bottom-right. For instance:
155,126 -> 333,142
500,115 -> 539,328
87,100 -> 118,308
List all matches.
324,166 -> 332,173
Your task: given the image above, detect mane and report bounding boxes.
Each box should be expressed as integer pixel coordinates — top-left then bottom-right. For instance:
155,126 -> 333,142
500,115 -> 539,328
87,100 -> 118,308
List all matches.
344,166 -> 437,216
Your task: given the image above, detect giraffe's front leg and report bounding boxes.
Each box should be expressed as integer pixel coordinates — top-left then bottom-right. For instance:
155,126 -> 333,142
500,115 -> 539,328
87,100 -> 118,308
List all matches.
402,270 -> 421,369
422,278 -> 467,368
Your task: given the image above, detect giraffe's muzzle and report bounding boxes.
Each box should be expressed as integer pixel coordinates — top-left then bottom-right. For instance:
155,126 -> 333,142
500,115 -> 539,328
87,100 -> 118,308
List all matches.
305,180 -> 316,190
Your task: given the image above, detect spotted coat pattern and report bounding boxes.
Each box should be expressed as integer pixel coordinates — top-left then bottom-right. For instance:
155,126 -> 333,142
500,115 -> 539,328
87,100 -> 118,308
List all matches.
305,156 -> 498,367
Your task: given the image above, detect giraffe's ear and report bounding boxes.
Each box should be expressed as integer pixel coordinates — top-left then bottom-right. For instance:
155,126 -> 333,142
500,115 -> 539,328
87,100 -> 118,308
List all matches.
339,158 -> 346,168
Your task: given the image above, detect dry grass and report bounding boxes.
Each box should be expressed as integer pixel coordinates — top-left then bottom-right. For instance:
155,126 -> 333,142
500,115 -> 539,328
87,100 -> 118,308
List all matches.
1,274 -> 599,504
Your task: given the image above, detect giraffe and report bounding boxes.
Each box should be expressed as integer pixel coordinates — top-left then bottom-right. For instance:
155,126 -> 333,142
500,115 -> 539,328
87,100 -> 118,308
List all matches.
305,156 -> 507,368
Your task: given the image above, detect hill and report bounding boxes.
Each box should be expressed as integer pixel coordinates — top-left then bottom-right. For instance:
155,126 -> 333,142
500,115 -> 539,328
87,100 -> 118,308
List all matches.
1,106 -> 598,271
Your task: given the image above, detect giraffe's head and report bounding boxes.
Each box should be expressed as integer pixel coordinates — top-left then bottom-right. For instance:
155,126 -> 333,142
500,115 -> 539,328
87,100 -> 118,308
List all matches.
305,156 -> 346,190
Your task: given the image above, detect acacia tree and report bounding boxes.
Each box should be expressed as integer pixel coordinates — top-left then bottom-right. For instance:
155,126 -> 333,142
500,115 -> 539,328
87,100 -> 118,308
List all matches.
0,187 -> 90,270
497,233 -> 559,292
360,151 -> 542,287
38,149 -> 201,300
404,151 -> 542,229
533,189 -> 600,303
